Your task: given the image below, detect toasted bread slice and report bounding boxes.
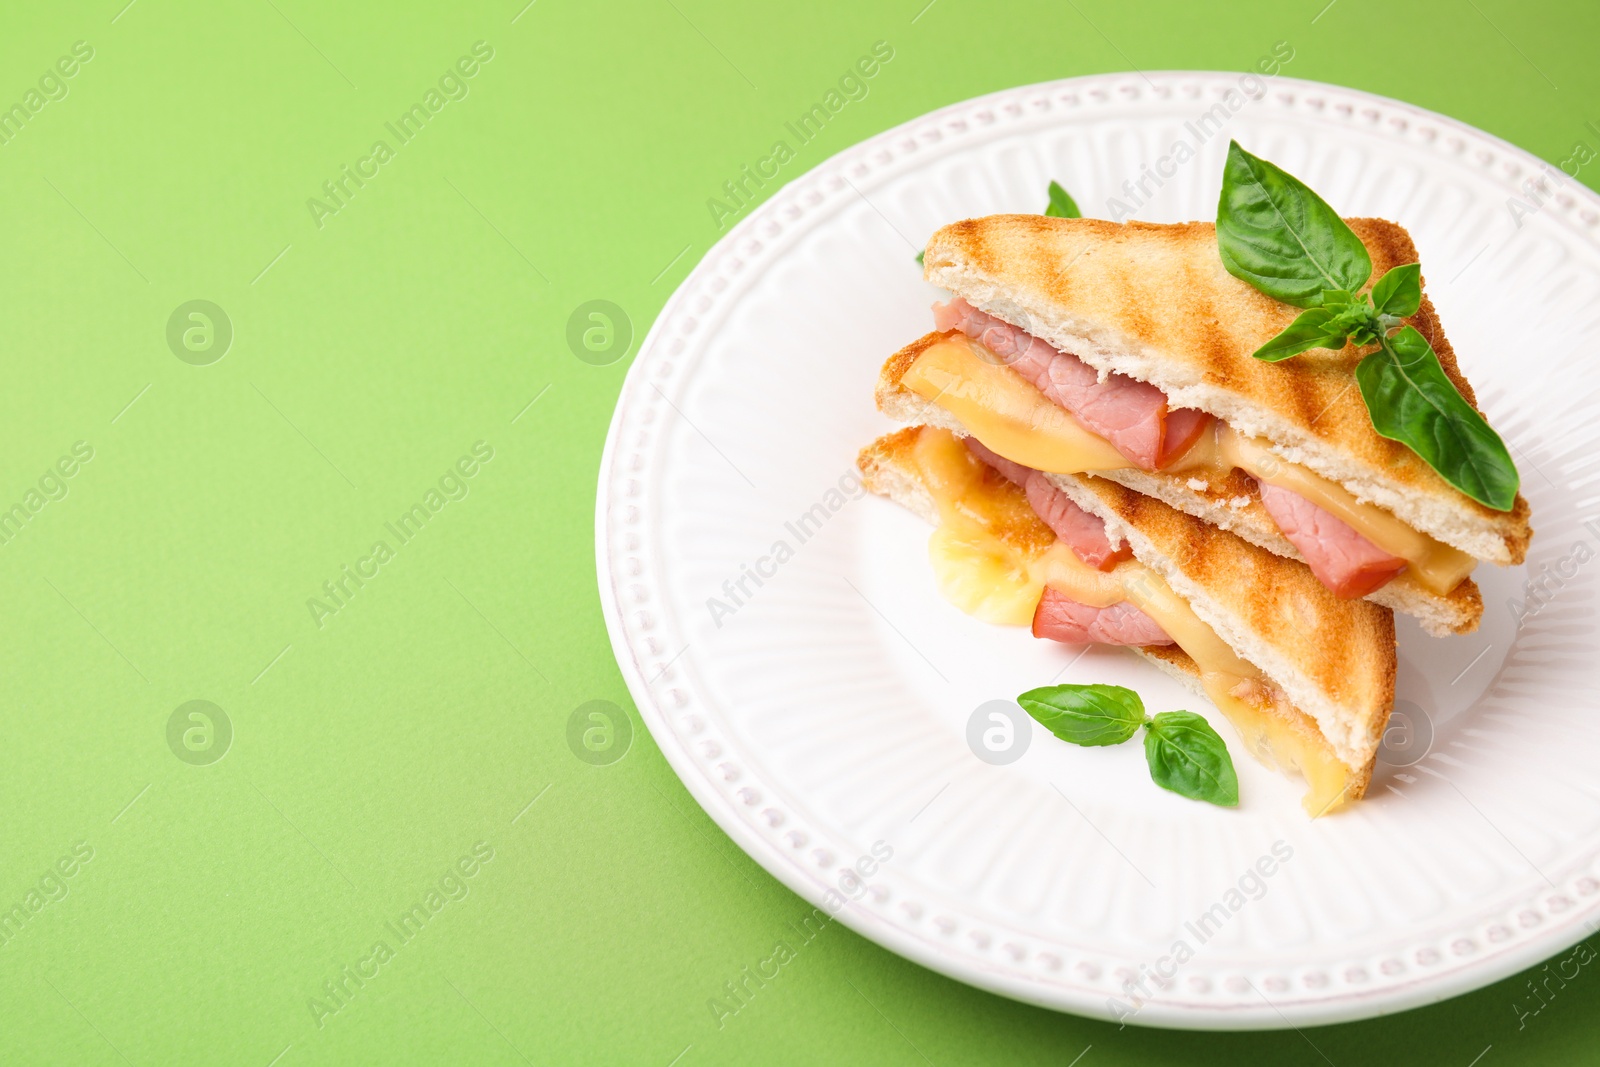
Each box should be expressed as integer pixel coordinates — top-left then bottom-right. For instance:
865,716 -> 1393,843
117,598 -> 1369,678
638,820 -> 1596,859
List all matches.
857,425 -> 944,525
1044,469 -> 1395,790
859,426 -> 1396,801
920,215 -> 1531,567
877,330 -> 1482,635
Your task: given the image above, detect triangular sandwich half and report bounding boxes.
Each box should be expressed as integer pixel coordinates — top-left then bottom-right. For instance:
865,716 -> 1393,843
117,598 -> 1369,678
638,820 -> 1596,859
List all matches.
858,424 -> 1397,814
876,215 -> 1532,636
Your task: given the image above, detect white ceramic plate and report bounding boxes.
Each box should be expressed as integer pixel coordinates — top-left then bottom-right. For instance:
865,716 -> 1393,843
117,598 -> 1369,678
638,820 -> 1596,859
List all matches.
596,73 -> 1600,1029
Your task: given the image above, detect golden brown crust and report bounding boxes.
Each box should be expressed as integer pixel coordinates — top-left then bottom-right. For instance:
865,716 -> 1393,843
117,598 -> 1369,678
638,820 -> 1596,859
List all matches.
1064,472 -> 1396,775
856,425 -> 917,497
857,425 -> 923,475
922,214 -> 1532,563
874,331 -> 949,413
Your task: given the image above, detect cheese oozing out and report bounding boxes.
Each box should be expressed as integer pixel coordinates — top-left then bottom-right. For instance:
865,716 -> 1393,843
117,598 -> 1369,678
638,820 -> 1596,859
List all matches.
900,336 -> 1475,596
909,426 -> 1353,815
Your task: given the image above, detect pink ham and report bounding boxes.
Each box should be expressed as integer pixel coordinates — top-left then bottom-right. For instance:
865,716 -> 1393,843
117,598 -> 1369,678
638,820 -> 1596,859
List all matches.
964,438 -> 1125,570
936,299 -> 1410,600
1032,588 -> 1175,646
1257,481 -> 1407,598
1159,408 -> 1213,465
961,439 -> 1173,646
934,298 -> 1211,470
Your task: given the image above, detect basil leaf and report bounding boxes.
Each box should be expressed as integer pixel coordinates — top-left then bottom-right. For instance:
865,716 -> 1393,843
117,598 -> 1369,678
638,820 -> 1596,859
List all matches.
1142,711 -> 1239,806
1356,326 -> 1520,510
1045,180 -> 1081,219
1017,683 -> 1145,747
1370,262 -> 1421,318
1216,141 -> 1372,307
915,249 -> 925,266
1253,306 -> 1348,362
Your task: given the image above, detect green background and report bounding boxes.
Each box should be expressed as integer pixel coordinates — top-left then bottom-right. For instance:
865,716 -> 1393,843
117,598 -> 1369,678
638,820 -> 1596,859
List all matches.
1,0 -> 1594,1063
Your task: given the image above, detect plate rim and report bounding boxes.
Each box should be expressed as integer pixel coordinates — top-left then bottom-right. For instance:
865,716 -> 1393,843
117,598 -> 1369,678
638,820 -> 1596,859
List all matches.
595,70 -> 1600,1030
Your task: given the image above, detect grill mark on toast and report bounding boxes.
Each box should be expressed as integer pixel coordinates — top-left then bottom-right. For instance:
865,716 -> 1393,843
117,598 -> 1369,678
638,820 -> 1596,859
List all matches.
1066,473 -> 1395,725
923,213 -> 1531,562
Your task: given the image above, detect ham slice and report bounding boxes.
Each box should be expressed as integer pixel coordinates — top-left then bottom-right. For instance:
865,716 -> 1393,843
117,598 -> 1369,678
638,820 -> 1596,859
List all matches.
962,438 -> 1172,646
1032,588 -> 1175,646
1159,408 -> 1213,465
933,298 -> 1410,600
934,298 -> 1211,470
964,438 -> 1125,570
1257,481 -> 1407,598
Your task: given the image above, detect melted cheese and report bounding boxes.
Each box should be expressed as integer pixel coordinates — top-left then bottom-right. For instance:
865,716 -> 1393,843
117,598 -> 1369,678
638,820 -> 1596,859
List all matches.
910,427 -> 1353,815
1168,428 -> 1474,595
915,427 -> 1123,624
901,338 -> 1131,473
902,337 -> 1473,597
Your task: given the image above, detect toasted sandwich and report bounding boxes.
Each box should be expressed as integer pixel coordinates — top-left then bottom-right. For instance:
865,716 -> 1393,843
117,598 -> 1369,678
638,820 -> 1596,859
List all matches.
858,424 -> 1397,814
876,215 -> 1532,636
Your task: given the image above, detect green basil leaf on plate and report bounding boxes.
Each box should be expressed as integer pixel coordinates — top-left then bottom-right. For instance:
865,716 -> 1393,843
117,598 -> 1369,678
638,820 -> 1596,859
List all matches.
1356,326 -> 1520,510
1142,711 -> 1239,806
1216,140 -> 1372,307
1017,683 -> 1146,747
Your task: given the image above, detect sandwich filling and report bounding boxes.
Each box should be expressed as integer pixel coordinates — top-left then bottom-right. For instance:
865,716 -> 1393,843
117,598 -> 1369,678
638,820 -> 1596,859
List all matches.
914,299 -> 1475,600
905,425 -> 1352,815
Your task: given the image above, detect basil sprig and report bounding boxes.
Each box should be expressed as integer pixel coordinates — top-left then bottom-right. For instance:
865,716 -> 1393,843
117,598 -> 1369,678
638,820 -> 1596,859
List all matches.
918,179 -> 1080,264
1017,684 -> 1239,806
1216,141 -> 1519,511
